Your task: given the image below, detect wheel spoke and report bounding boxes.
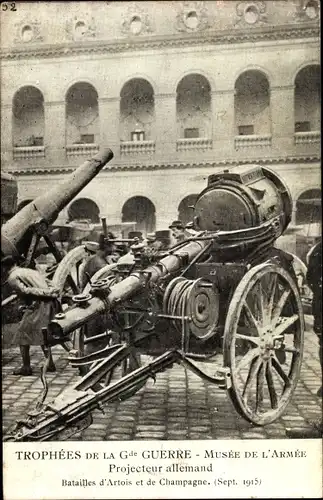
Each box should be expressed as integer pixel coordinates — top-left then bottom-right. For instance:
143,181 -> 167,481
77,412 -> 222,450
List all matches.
272,315 -> 299,337
224,263 -> 304,426
272,288 -> 291,324
266,358 -> 278,409
271,356 -> 291,389
242,356 -> 262,403
235,348 -> 260,374
256,361 -> 266,412
243,301 -> 259,332
255,281 -> 265,327
236,333 -> 260,346
267,274 -> 278,320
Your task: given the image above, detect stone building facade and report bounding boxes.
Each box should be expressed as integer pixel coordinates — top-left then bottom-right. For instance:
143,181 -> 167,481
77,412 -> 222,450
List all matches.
0,1 -> 321,242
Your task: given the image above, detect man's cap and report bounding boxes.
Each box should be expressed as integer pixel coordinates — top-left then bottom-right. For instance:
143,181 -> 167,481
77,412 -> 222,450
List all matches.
146,232 -> 156,242
84,241 -> 100,254
156,230 -> 171,240
129,231 -> 143,240
169,220 -> 184,230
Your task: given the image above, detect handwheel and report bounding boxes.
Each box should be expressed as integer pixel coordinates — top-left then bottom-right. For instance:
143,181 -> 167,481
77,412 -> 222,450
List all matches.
223,262 -> 304,426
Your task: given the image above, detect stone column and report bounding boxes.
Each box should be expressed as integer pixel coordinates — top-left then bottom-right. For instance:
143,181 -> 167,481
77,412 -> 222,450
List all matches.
270,85 -> 295,154
154,93 -> 177,160
1,104 -> 13,166
211,89 -> 235,157
45,101 -> 66,165
99,97 -> 120,161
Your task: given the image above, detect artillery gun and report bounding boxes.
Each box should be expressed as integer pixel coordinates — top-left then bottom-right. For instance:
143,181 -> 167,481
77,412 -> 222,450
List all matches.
1,149 -> 114,308
6,164 -> 305,441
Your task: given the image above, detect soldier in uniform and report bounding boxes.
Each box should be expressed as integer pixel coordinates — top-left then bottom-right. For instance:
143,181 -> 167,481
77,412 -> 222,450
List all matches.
169,220 -> 186,244
286,240 -> 322,438
81,235 -> 119,288
2,256 -> 60,376
306,240 -> 322,397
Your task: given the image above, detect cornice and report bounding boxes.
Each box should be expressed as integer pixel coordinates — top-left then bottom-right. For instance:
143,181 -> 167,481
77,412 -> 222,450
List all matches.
6,154 -> 320,176
1,24 -> 319,61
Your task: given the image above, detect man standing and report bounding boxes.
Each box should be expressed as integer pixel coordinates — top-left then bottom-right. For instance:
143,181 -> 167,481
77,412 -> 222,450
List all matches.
286,239 -> 322,439
81,236 -> 119,288
306,240 -> 322,397
169,220 -> 186,244
2,256 -> 59,376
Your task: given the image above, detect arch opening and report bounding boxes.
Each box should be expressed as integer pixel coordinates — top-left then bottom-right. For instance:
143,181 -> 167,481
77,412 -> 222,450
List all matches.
13,86 -> 45,148
65,82 -> 99,146
234,70 -> 271,136
176,74 -> 211,139
178,194 -> 199,225
122,196 -> 156,235
120,78 -> 155,142
296,189 -> 321,226
294,65 -> 321,133
68,198 -> 100,223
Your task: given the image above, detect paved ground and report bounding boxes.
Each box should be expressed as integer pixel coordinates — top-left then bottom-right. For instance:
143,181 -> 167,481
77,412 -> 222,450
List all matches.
2,316 -> 322,441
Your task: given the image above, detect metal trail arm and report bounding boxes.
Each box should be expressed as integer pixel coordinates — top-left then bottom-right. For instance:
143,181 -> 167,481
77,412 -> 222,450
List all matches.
7,347 -> 230,442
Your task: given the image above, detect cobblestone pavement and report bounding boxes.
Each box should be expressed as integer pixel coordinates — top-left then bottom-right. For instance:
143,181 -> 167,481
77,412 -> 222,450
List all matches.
2,316 -> 322,441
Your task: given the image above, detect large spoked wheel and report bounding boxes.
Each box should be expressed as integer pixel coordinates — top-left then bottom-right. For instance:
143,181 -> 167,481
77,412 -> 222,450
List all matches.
223,262 -> 304,426
51,245 -> 88,365
52,245 -> 88,302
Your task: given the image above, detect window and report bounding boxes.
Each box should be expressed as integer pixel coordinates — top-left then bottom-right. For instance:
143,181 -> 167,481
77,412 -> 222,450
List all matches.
80,134 -> 95,144
238,125 -> 254,136
33,137 -> 44,146
23,136 -> 43,146
295,121 -> 311,133
184,128 -> 199,138
131,130 -> 145,142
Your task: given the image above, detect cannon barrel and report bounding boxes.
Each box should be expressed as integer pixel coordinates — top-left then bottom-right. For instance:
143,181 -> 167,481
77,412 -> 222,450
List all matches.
1,148 -> 113,258
49,238 -> 208,337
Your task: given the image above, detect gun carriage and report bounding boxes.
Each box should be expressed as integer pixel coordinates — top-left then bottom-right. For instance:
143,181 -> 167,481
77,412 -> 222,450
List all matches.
5,162 -> 305,441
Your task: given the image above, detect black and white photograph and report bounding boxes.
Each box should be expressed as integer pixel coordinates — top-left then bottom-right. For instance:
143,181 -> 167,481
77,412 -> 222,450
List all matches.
1,1 -> 322,498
